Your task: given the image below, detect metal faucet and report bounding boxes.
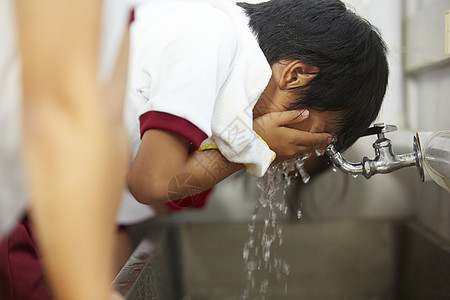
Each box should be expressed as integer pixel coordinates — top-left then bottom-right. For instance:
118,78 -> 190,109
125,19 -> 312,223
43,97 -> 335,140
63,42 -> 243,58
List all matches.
326,123 -> 422,179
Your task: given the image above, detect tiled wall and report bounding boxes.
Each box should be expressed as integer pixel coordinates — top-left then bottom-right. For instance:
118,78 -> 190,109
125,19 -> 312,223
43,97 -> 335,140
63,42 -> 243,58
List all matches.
404,0 -> 450,240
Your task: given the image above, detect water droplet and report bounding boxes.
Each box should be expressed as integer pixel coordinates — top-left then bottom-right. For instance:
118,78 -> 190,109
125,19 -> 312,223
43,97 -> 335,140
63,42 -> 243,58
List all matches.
240,289 -> 249,300
301,174 -> 311,184
283,262 -> 291,275
263,249 -> 270,262
260,279 -> 269,294
352,174 -> 358,179
301,152 -> 311,160
315,148 -> 326,156
243,243 -> 249,260
297,209 -> 302,219
295,161 -> 311,183
332,166 -> 337,173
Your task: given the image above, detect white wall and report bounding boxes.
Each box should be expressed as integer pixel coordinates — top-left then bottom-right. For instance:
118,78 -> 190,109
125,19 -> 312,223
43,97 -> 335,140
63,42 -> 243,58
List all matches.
344,0 -> 405,127
403,0 -> 450,239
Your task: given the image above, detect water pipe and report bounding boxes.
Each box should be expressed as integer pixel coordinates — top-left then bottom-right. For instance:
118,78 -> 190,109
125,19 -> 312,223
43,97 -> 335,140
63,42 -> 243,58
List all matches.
326,123 -> 450,192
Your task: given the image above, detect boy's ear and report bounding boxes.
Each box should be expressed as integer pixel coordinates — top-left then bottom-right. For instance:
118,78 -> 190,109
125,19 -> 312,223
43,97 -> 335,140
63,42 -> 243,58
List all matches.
278,60 -> 319,90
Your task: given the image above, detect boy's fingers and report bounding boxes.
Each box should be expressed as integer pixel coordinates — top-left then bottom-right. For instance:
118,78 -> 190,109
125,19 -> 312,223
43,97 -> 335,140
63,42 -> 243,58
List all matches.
266,109 -> 310,126
290,129 -> 332,147
282,109 -> 310,126
300,131 -> 331,145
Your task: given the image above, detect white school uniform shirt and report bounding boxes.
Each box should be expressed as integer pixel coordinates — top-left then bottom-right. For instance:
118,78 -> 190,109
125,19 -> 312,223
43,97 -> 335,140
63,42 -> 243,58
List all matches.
0,0 -> 133,240
117,0 -> 274,225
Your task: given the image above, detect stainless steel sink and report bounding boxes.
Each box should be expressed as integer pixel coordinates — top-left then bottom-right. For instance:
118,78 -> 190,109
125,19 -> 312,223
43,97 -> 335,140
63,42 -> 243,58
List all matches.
113,219 -> 450,300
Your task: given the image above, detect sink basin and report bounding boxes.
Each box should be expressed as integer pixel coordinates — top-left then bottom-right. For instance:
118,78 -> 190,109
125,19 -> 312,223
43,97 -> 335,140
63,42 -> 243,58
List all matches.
113,219 -> 450,299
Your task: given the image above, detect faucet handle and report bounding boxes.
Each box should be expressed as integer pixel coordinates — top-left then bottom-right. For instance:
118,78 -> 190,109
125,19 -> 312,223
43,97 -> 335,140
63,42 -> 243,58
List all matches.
361,123 -> 397,137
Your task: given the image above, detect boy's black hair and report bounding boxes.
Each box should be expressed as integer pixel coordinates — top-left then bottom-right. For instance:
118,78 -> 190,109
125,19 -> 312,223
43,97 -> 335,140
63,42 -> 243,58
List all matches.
238,0 -> 389,151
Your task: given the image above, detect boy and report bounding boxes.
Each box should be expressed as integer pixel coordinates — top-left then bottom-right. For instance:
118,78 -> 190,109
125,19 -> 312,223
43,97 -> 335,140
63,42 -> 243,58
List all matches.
122,0 -> 388,213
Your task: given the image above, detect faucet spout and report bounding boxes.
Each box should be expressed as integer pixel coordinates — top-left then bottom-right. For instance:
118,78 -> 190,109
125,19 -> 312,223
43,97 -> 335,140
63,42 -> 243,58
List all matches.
325,144 -> 363,175
326,123 -> 421,179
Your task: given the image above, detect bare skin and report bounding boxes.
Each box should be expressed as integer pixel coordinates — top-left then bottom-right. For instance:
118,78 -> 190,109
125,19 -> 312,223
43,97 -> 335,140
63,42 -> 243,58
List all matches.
128,109 -> 330,204
16,1 -> 128,299
127,59 -> 336,206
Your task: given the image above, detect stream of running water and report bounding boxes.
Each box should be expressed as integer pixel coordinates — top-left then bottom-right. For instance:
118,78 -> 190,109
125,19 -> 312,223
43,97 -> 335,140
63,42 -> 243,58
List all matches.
240,151 -> 322,299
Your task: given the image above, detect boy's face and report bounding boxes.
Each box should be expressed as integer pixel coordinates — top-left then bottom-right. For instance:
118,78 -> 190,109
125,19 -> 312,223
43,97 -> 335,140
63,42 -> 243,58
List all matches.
253,61 -> 343,136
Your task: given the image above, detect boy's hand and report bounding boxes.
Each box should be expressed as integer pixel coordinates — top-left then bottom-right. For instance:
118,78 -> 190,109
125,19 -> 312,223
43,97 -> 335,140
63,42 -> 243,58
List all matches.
253,110 -> 331,163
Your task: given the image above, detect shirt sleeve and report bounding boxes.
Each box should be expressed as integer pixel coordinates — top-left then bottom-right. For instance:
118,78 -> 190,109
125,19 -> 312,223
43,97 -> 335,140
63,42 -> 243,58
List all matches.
139,111 -> 207,151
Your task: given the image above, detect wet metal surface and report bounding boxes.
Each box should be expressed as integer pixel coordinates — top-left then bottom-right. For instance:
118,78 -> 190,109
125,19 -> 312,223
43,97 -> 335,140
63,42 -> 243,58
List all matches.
113,220 -> 450,300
